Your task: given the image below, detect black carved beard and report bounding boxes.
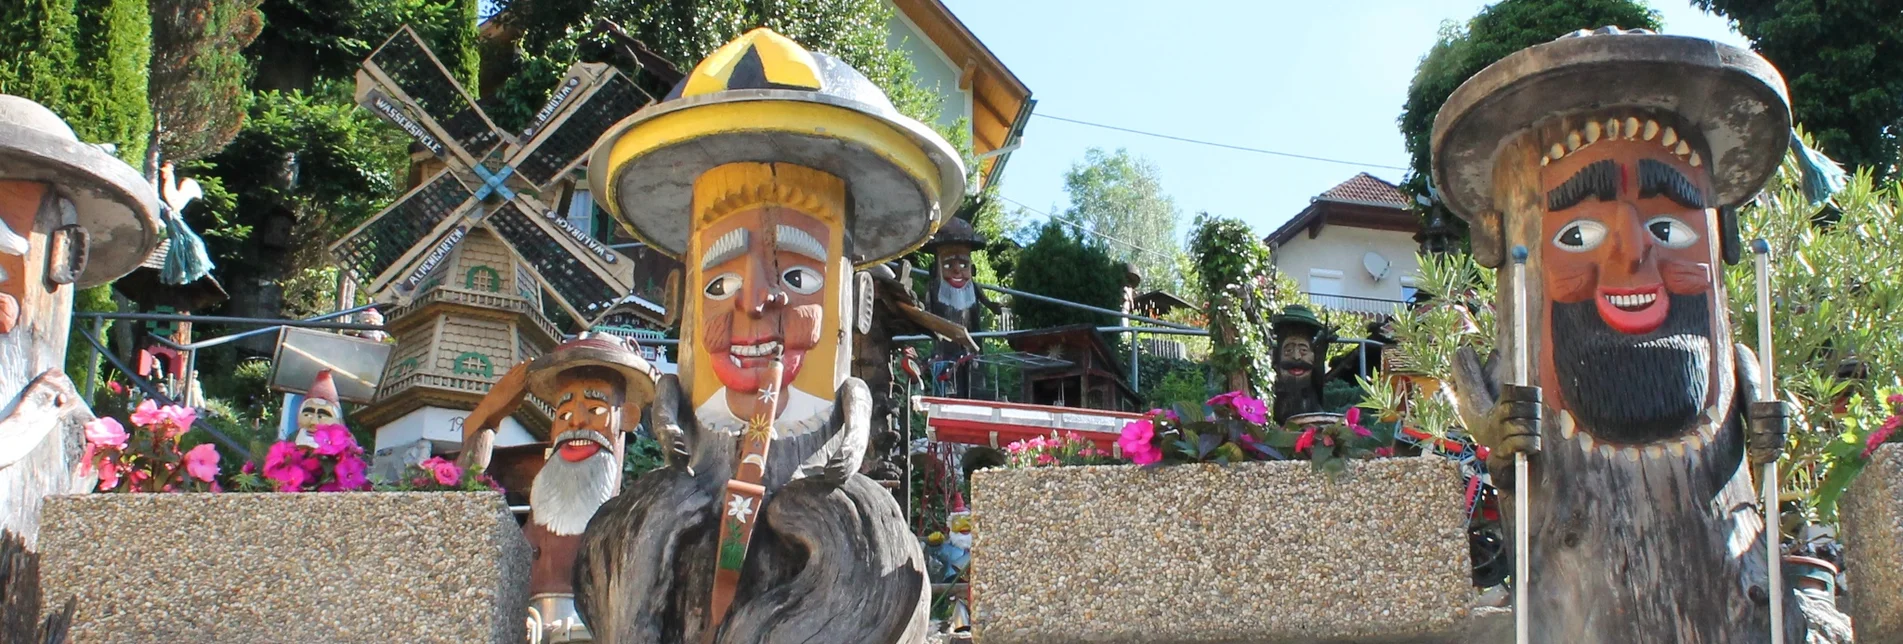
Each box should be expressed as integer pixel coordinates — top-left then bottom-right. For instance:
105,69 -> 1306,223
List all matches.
1550,293 -> 1712,444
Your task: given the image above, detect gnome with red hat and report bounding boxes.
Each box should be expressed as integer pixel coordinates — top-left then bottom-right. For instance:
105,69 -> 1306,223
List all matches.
458,333 -> 659,643
291,370 -> 342,447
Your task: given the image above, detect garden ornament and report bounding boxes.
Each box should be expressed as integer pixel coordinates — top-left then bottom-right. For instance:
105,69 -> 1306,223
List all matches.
1269,304 -> 1334,424
291,369 -> 343,447
459,333 -> 659,644
581,27 -> 959,644
922,216 -> 996,396
1432,27 -> 1835,641
0,94 -> 161,548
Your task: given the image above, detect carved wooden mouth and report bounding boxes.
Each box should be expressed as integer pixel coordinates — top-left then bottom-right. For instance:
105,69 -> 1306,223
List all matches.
1557,407 -> 1723,461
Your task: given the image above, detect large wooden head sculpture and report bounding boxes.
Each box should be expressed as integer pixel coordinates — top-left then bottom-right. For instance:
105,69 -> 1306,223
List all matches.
590,28 -> 965,438
1431,28 -> 1800,639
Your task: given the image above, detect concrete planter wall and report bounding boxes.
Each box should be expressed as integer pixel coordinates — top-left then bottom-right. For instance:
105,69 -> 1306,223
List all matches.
971,458 -> 1486,644
38,492 -> 529,643
1841,443 -> 1903,642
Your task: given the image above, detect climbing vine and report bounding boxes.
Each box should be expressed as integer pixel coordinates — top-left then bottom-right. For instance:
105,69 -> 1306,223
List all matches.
1189,214 -> 1279,397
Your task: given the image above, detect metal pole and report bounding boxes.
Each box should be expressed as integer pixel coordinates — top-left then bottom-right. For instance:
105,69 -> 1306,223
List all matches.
84,315 -> 104,405
1754,239 -> 1783,644
1510,245 -> 1531,644
73,311 -> 384,331
1129,329 -> 1141,391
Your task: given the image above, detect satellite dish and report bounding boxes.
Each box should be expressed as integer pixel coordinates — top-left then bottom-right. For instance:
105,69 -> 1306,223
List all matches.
1363,251 -> 1390,281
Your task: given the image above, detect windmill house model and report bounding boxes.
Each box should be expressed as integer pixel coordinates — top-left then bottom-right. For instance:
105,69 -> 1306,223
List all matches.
331,27 -> 657,482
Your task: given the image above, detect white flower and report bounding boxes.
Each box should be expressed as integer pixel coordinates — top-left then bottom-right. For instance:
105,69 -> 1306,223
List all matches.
726,494 -> 755,524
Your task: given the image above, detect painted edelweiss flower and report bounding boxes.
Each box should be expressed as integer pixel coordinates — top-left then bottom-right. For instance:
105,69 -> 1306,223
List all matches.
727,494 -> 755,524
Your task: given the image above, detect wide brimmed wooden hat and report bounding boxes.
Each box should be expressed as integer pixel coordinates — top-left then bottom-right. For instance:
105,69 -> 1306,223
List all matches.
0,95 -> 161,288
588,27 -> 966,268
1432,27 -> 1790,223
526,334 -> 660,405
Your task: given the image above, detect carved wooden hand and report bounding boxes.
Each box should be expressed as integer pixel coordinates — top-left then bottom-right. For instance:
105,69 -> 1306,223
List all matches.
458,361 -> 530,471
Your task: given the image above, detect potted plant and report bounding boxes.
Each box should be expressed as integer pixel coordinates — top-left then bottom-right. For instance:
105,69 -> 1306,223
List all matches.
36,402 -> 530,642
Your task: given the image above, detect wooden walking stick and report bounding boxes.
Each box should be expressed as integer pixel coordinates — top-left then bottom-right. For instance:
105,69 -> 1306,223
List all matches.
1753,238 -> 1783,644
706,359 -> 783,642
1510,244 -> 1532,644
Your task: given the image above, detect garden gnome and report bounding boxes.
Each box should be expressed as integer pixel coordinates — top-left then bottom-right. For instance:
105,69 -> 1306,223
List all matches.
923,217 -> 996,396
940,492 -> 974,633
580,27 -> 962,644
459,333 -> 659,644
291,369 -> 343,447
0,95 -> 162,548
1432,27 -> 1835,641
1269,305 -> 1333,423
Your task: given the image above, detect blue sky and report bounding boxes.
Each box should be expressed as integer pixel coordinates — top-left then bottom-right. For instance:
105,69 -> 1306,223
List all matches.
944,0 -> 1749,249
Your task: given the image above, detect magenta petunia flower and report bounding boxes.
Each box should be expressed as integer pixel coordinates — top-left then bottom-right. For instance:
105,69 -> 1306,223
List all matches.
311,424 -> 357,457
83,417 -> 129,449
1864,415 -> 1902,458
184,444 -> 220,482
333,454 -> 369,491
263,441 -> 316,491
1117,419 -> 1163,465
1231,395 -> 1268,424
1207,391 -> 1241,409
1345,407 -> 1362,427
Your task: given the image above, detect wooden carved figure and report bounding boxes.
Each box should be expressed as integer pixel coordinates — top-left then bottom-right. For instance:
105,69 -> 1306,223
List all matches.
0,95 -> 162,547
459,333 -> 660,643
1431,27 -> 1838,641
581,27 -> 964,644
922,217 -> 995,397
1270,305 -> 1333,424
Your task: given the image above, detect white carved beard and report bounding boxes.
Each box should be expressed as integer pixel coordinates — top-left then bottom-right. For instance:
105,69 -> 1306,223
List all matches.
948,531 -> 972,550
937,280 -> 977,312
529,449 -> 619,536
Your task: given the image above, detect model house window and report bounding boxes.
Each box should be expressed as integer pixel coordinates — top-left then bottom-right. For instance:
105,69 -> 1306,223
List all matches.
1400,275 -> 1419,303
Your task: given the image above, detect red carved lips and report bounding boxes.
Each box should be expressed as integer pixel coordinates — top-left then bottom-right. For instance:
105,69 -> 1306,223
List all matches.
1594,283 -> 1669,335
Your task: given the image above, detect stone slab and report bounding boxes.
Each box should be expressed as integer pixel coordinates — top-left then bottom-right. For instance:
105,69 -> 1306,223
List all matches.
971,458 -> 1483,644
1841,443 -> 1903,643
39,492 -> 529,643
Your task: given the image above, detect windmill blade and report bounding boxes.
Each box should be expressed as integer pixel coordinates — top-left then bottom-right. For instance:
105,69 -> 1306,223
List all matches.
330,169 -> 476,292
359,25 -> 509,166
508,62 -> 652,190
483,196 -> 633,327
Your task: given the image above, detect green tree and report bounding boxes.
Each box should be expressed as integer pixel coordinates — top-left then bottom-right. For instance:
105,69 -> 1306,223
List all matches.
1396,0 -> 1661,237
1008,221 -> 1124,333
1059,147 -> 1188,294
149,0 -> 266,163
1691,0 -> 1903,181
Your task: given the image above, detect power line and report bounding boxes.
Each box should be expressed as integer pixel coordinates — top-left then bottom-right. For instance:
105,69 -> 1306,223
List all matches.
997,195 -> 1178,263
1031,112 -> 1410,172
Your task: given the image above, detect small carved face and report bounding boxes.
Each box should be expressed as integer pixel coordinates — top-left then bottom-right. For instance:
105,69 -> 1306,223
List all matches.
551,373 -> 621,463
937,246 -> 973,288
1278,336 -> 1314,376
298,398 -> 340,430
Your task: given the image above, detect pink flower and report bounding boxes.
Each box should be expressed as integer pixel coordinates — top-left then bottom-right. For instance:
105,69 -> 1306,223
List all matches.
421,457 -> 462,487
83,417 -> 129,449
1374,446 -> 1396,457
1864,415 -> 1902,458
311,424 -> 357,457
1117,419 -> 1163,465
1231,395 -> 1268,424
1353,425 -> 1373,438
1345,408 -> 1362,427
1889,394 -> 1903,408
160,405 -> 197,439
1005,440 -> 1027,454
1035,453 -> 1056,466
333,454 -> 368,490
106,380 -> 125,395
241,461 -> 255,475
130,399 -> 165,427
263,441 -> 319,492
96,459 -> 120,491
184,444 -> 220,482
1294,428 -> 1317,454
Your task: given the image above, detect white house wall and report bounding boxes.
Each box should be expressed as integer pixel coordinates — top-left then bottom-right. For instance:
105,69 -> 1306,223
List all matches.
1272,224 -> 1421,309
885,10 -> 972,133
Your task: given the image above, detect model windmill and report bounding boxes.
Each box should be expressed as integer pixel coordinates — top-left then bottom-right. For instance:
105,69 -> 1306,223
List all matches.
332,26 -> 657,471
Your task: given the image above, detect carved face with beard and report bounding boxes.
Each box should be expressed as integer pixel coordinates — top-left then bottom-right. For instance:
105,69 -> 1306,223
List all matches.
530,368 -> 626,537
934,245 -> 976,313
0,181 -> 76,403
1538,128 -> 1727,446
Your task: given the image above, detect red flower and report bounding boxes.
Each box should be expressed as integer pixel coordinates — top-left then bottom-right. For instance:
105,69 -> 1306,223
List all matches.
1294,428 -> 1316,454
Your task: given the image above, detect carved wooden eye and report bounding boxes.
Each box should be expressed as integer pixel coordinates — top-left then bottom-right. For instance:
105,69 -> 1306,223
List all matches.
592,406 -> 607,416
1645,216 -> 1699,249
704,273 -> 741,300
1554,220 -> 1607,252
560,411 -> 572,421
781,266 -> 823,295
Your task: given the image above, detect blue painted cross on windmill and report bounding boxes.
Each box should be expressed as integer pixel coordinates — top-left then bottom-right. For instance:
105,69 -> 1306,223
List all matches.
332,25 -> 656,329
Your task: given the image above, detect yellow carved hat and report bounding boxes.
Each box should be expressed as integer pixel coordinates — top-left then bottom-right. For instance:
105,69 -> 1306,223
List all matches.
587,28 -> 966,267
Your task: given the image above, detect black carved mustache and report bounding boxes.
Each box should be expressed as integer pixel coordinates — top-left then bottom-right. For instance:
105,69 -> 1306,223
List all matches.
1551,293 -> 1712,444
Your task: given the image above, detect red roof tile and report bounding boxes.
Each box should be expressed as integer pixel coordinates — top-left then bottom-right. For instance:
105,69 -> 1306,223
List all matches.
1317,172 -> 1411,208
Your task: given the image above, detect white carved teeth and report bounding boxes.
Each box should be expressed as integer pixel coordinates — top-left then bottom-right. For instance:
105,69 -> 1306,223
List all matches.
1662,127 -> 1679,147
728,340 -> 782,358
1566,132 -> 1582,151
1644,445 -> 1664,460
731,355 -> 742,368
1578,431 -> 1597,453
1624,117 -> 1641,139
1674,140 -> 1691,156
1604,292 -> 1658,310
1550,143 -> 1566,160
1585,121 -> 1602,143
1558,411 -> 1576,439
1643,120 -> 1660,140
1688,151 -> 1702,167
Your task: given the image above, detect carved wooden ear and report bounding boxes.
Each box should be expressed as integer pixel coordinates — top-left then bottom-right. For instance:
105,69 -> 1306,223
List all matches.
662,268 -> 681,327
1471,210 -> 1505,268
898,258 -> 913,291
855,271 -> 874,335
46,225 -> 86,286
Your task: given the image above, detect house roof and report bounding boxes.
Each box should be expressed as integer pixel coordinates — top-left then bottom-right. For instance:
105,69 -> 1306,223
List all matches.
1133,290 -> 1195,315
889,0 -> 1034,188
1265,173 -> 1420,247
